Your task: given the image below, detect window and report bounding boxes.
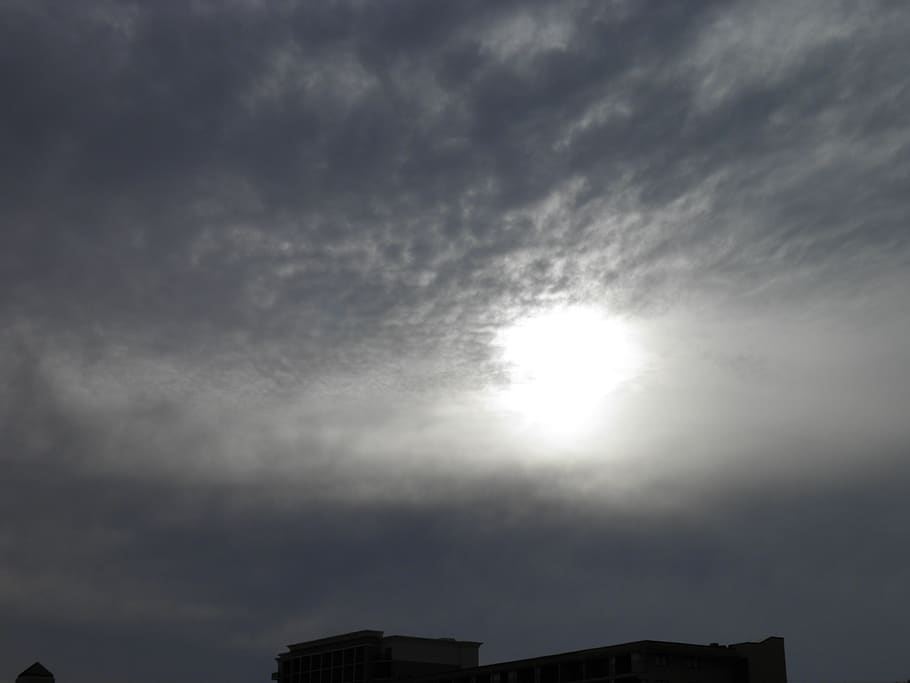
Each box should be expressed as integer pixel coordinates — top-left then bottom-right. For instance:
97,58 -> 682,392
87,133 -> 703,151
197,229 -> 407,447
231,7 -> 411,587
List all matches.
614,655 -> 631,675
654,656 -> 667,667
585,658 -> 609,678
561,662 -> 583,682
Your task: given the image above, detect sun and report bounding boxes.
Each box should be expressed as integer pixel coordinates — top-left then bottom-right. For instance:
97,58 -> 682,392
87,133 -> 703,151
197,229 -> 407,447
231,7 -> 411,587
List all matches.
493,305 -> 641,437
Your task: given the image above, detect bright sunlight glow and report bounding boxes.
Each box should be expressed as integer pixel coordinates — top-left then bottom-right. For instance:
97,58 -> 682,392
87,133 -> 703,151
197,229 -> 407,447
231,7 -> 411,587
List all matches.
494,305 -> 642,438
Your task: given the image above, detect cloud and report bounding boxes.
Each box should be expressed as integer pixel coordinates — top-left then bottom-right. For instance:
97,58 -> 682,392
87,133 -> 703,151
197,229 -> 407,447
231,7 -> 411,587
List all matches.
2,2 -> 910,682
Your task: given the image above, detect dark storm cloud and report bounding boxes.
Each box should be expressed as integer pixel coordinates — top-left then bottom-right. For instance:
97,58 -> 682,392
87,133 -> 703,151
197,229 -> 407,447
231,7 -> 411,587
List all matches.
8,0 -> 906,347
3,2 -> 910,683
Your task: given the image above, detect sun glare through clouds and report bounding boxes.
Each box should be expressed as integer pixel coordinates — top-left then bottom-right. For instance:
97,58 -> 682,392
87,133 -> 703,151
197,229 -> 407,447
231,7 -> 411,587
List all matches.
493,305 -> 643,439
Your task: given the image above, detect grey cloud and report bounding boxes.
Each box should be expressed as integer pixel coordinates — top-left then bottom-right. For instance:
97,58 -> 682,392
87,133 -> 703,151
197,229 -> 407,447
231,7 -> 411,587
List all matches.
3,422 -> 908,680
6,1 -> 906,348
3,2 -> 910,683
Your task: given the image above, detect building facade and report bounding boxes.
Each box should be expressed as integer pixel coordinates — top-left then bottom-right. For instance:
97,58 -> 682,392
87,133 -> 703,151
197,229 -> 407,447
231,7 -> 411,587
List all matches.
273,631 -> 482,683
273,632 -> 786,683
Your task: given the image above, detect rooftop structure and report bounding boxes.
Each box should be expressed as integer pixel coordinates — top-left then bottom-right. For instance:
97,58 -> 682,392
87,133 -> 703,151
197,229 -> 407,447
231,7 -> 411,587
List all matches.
16,663 -> 55,683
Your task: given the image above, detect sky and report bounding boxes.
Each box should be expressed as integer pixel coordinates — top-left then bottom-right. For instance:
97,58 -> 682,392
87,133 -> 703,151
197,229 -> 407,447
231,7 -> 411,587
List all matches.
2,2 -> 909,682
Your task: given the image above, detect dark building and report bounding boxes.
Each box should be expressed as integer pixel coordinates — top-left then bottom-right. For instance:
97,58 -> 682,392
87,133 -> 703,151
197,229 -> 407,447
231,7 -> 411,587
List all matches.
273,632 -> 786,683
16,663 -> 55,683
273,630 -> 481,683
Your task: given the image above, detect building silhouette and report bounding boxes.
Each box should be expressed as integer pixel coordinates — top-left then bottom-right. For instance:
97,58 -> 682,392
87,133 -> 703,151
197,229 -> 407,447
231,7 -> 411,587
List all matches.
272,631 -> 787,683
16,663 -> 55,683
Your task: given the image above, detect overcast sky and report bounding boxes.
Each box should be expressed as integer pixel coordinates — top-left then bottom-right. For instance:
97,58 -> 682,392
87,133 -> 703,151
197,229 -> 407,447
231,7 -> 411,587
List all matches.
2,2 -> 910,682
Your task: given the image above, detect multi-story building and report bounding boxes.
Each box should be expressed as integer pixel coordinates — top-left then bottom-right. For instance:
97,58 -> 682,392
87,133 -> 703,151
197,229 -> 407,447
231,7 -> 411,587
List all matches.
272,631 -> 786,683
272,631 -> 481,683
